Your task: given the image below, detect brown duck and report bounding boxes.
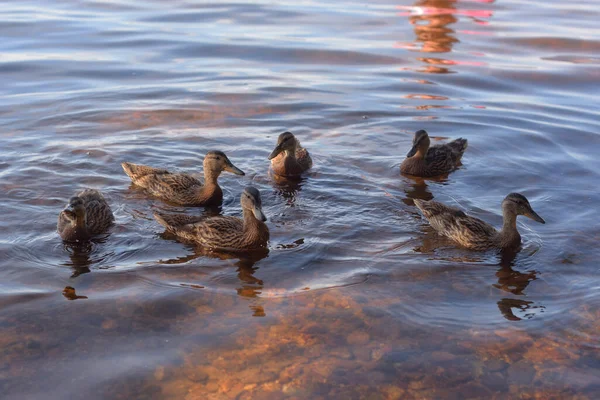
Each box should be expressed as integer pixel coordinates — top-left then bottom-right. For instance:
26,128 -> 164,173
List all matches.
57,189 -> 114,242
268,131 -> 312,177
154,186 -> 269,251
401,129 -> 468,177
122,150 -> 244,206
414,193 -> 545,251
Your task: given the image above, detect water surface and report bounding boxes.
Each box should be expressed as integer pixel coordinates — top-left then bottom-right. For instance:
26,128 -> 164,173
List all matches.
1,0 -> 600,398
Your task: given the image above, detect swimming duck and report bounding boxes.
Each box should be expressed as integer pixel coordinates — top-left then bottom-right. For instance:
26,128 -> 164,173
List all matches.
413,193 -> 545,250
57,189 -> 114,242
268,131 -> 312,177
122,150 -> 244,206
401,130 -> 468,177
154,186 -> 269,251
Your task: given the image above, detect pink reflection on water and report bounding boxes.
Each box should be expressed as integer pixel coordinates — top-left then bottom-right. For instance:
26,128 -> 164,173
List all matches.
396,0 -> 494,74
398,6 -> 493,19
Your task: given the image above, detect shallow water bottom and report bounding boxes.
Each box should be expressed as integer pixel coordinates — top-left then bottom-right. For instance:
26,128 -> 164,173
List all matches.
2,273 -> 599,399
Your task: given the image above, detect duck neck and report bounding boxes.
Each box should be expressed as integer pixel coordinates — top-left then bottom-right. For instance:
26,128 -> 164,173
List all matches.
243,209 -> 259,231
499,211 -> 520,247
414,149 -> 426,160
242,209 -> 265,243
203,168 -> 220,189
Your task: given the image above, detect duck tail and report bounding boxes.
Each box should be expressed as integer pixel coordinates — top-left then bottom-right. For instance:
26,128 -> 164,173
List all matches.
448,138 -> 468,155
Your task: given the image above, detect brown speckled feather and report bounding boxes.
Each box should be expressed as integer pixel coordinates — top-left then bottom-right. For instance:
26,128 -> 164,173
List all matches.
295,146 -> 313,171
121,163 -> 170,178
154,211 -> 269,251
401,138 -> 468,177
414,199 -> 499,250
271,145 -> 312,177
58,189 -> 114,242
122,162 -> 221,206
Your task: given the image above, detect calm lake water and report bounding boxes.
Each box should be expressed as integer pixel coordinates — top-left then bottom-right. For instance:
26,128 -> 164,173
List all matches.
1,0 -> 599,398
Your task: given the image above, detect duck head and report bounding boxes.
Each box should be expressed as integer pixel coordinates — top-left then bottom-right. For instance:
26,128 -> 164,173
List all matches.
268,132 -> 297,160
62,196 -> 86,224
241,186 -> 267,222
502,193 -> 545,223
204,150 -> 245,176
406,129 -> 431,158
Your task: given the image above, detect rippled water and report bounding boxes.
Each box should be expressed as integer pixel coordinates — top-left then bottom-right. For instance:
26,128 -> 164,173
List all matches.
1,0 -> 600,398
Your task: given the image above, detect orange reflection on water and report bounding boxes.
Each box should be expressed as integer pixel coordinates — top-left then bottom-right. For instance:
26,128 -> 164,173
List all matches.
404,93 -> 449,100
400,0 -> 459,53
397,0 -> 493,74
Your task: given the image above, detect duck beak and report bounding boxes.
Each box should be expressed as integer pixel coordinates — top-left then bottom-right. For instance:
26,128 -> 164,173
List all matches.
268,144 -> 284,160
224,162 -> 245,176
252,206 -> 267,222
62,205 -> 76,219
406,144 -> 418,158
525,209 -> 545,224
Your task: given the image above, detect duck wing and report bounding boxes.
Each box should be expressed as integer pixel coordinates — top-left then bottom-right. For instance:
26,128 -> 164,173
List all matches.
151,173 -> 203,192
414,199 -> 497,248
134,172 -> 204,205
295,146 -> 313,171
424,145 -> 456,173
190,216 -> 245,248
77,189 -> 114,234
155,212 -> 244,248
446,138 -> 468,158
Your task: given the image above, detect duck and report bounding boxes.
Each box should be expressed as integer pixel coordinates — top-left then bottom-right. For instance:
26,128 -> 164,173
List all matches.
122,150 -> 244,206
57,189 -> 114,242
413,193 -> 545,250
401,129 -> 468,177
154,186 -> 269,251
268,131 -> 312,177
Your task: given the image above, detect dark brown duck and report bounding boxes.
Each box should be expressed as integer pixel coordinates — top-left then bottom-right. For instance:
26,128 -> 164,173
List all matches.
122,150 -> 244,206
57,189 -> 114,242
154,186 -> 269,251
401,129 -> 468,177
414,193 -> 545,251
268,132 -> 312,178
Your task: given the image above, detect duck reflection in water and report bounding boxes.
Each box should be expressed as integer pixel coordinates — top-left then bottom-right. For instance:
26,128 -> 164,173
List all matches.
494,250 -> 538,295
497,298 -> 543,321
155,240 -> 269,317
62,286 -> 88,300
409,0 -> 458,53
401,175 -> 434,206
271,173 -> 305,206
235,255 -> 269,317
494,250 -> 544,321
406,0 -> 458,74
401,0 -> 493,74
62,241 -> 94,277
412,243 -> 544,321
